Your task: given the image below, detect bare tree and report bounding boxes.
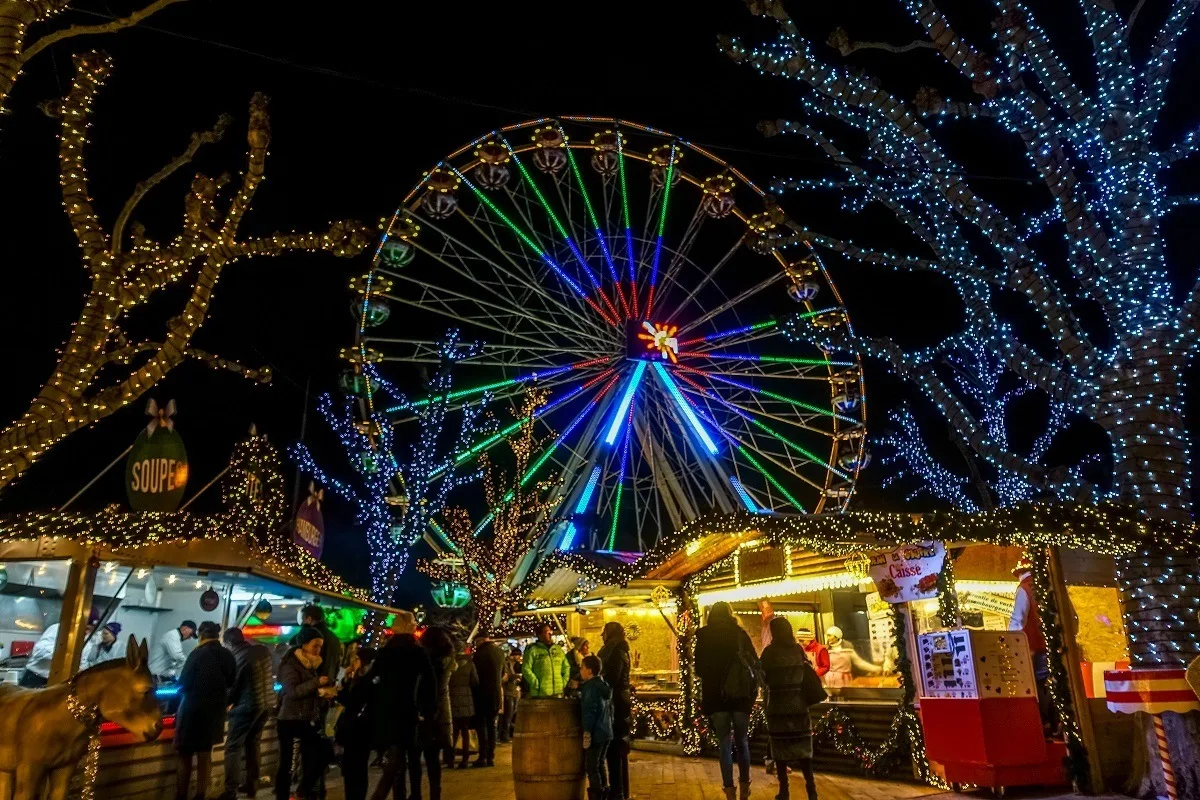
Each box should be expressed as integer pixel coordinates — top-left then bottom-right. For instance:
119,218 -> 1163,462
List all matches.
0,0 -> 187,111
0,50 -> 370,490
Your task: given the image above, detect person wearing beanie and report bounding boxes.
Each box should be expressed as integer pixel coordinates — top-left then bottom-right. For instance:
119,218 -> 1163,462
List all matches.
472,634 -> 506,767
84,622 -> 126,668
369,609 -> 437,800
275,626 -> 335,800
222,627 -> 274,799
175,621 -> 236,800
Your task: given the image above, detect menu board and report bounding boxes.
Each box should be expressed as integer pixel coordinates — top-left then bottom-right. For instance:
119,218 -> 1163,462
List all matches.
918,629 -> 1036,700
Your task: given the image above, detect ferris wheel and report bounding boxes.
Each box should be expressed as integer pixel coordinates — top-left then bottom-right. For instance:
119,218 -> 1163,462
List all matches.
352,117 -> 866,559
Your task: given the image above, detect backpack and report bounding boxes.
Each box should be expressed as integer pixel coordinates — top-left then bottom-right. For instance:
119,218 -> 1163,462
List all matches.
722,643 -> 758,701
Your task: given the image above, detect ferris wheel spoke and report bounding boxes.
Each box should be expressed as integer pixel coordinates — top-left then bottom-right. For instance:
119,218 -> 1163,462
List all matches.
559,136 -> 630,317
643,143 -> 679,319
674,363 -> 857,425
497,141 -> 622,325
649,203 -> 708,317
676,272 -> 785,336
616,132 -> 640,318
631,410 -> 690,532
662,235 -> 746,325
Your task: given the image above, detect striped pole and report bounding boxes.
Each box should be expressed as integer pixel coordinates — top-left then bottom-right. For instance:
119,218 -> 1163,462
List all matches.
1152,714 -> 1176,800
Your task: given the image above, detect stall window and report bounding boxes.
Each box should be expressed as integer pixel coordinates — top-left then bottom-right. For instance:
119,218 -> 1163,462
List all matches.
0,559 -> 74,686
826,587 -> 900,688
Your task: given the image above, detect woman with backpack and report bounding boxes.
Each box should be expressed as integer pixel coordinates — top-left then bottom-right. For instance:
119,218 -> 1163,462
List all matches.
760,616 -> 825,800
694,601 -> 758,800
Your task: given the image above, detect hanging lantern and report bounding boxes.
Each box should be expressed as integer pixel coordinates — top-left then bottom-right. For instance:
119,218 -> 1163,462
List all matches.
338,370 -> 377,397
351,297 -> 391,327
591,130 -> 620,177
430,580 -> 471,609
787,281 -> 820,302
378,237 -> 415,268
834,391 -> 862,413
649,144 -> 683,187
422,168 -> 461,219
200,587 -> 220,612
701,174 -> 736,218
531,125 -> 568,173
254,599 -> 273,621
745,211 -> 780,255
843,551 -> 872,580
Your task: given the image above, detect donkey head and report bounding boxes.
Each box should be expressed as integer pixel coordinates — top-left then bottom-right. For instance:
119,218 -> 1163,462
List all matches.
95,636 -> 162,741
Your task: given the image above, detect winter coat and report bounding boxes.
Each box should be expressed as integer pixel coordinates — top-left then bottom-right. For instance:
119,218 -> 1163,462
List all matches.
148,627 -> 188,679
291,622 -> 343,684
694,618 -> 757,715
579,676 -> 614,745
473,640 -> 506,716
335,671 -> 374,748
369,633 -> 437,750
174,640 -> 236,752
502,658 -> 521,699
277,646 -> 324,722
228,640 -> 274,718
449,652 -> 478,720
759,641 -> 815,761
522,641 -> 570,698
422,654 -> 455,748
598,639 -> 633,739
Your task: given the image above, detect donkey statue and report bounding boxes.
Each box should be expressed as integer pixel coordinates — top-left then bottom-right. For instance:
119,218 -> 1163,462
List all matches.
0,635 -> 163,800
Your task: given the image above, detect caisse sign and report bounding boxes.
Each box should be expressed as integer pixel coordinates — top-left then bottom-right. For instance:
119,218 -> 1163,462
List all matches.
869,541 -> 946,603
125,400 -> 188,512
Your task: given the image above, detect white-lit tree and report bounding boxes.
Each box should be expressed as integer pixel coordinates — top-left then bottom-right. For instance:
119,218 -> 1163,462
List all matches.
724,1 -> 1200,793
0,50 -> 370,491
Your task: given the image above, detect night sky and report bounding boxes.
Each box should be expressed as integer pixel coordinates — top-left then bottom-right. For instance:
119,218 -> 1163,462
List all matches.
2,1 -> 1197,604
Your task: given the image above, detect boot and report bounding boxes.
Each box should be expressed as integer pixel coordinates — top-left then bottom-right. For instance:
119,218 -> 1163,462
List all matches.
740,780 -> 751,800
723,788 -> 736,800
804,779 -> 817,800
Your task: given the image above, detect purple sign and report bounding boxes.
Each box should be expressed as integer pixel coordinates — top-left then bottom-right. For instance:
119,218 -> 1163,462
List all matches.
293,483 -> 325,559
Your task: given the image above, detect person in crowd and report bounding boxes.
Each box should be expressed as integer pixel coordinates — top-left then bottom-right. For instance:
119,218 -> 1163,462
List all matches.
798,630 -> 830,680
522,622 -> 570,698
473,633 -> 505,768
369,611 -> 436,800
1009,558 -> 1054,731
579,654 -> 614,800
598,622 -> 632,800
175,622 -> 236,800
298,605 -> 343,685
413,625 -> 455,799
695,601 -> 758,800
499,646 -> 522,743
221,627 -> 274,800
84,622 -> 125,668
276,627 -> 336,800
336,644 -> 376,800
149,619 -> 197,683
760,617 -> 819,800
448,641 -> 479,769
20,621 -> 93,687
568,637 -> 591,689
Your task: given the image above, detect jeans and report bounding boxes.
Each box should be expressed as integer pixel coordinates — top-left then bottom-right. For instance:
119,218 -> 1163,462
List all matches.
18,670 -> 48,688
775,758 -> 815,798
605,738 -> 630,798
275,719 -> 323,800
585,743 -> 610,791
710,711 -> 751,787
405,744 -> 443,800
499,696 -> 517,742
224,711 -> 267,792
476,713 -> 498,763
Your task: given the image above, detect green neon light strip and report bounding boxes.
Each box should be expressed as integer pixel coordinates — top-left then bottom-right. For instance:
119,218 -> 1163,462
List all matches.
736,445 -> 807,513
607,482 -> 624,551
563,141 -> 629,316
679,367 -> 858,423
427,519 -> 460,555
618,134 -> 637,317
739,410 -> 849,480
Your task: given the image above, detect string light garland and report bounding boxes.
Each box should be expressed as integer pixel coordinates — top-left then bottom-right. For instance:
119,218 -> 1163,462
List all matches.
291,331 -> 491,609
417,389 -> 557,634
0,434 -> 366,599
0,50 -> 370,494
724,0 -> 1200,669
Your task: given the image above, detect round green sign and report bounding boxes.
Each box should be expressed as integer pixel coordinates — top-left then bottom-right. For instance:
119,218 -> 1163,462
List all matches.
125,427 -> 189,511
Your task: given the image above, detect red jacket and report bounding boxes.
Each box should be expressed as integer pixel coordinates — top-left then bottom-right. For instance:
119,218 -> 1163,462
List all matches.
804,640 -> 831,677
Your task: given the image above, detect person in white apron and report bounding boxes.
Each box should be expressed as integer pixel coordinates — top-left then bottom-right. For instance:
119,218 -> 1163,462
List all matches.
822,626 -> 882,688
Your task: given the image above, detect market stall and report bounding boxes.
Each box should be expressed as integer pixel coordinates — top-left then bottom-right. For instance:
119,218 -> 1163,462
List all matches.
522,504 -> 1196,791
0,433 -> 399,800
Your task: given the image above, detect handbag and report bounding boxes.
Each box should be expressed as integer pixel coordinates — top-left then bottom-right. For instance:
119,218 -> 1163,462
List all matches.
799,660 -> 828,707
722,646 -> 758,702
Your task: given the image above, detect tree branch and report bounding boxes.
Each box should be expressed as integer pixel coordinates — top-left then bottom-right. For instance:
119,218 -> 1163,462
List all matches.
59,51 -> 112,264
220,92 -> 270,239
112,113 -> 231,255
21,0 -> 187,63
185,347 -> 271,383
226,221 -> 372,261
826,28 -> 936,56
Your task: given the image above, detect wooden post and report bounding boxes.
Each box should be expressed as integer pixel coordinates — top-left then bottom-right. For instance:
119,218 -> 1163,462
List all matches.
49,549 -> 99,684
1047,546 -> 1104,794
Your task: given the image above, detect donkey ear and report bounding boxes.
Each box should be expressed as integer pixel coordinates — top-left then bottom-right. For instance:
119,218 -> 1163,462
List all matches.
139,638 -> 150,663
126,635 -> 142,667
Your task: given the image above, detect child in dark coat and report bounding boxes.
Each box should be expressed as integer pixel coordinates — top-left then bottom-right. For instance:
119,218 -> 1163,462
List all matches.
578,654 -> 614,800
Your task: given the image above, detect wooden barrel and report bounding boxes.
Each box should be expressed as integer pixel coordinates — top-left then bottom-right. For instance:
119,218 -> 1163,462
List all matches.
513,697 -> 585,800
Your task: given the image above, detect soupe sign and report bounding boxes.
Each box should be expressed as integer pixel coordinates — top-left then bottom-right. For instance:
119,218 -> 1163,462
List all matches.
125,399 -> 189,512
868,541 -> 946,603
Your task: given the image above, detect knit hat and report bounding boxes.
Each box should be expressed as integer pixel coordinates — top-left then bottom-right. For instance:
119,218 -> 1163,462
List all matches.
104,622 -> 122,635
296,626 -> 324,647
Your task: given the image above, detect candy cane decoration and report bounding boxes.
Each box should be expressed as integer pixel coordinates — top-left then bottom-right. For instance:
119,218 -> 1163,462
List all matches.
1152,715 -> 1176,800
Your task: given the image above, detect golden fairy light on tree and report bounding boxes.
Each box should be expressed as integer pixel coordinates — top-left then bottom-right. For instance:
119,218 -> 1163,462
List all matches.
0,51 -> 370,491
418,389 -> 557,633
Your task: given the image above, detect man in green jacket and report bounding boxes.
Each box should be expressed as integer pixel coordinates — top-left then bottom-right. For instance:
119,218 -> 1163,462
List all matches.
522,622 -> 571,698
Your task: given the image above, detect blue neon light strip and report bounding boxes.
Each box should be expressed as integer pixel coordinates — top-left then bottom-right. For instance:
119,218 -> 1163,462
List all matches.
604,362 -> 648,445
646,144 -> 677,316
729,475 -> 758,512
157,682 -> 283,699
559,465 -> 603,550
652,362 -> 718,455
617,134 -> 638,317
